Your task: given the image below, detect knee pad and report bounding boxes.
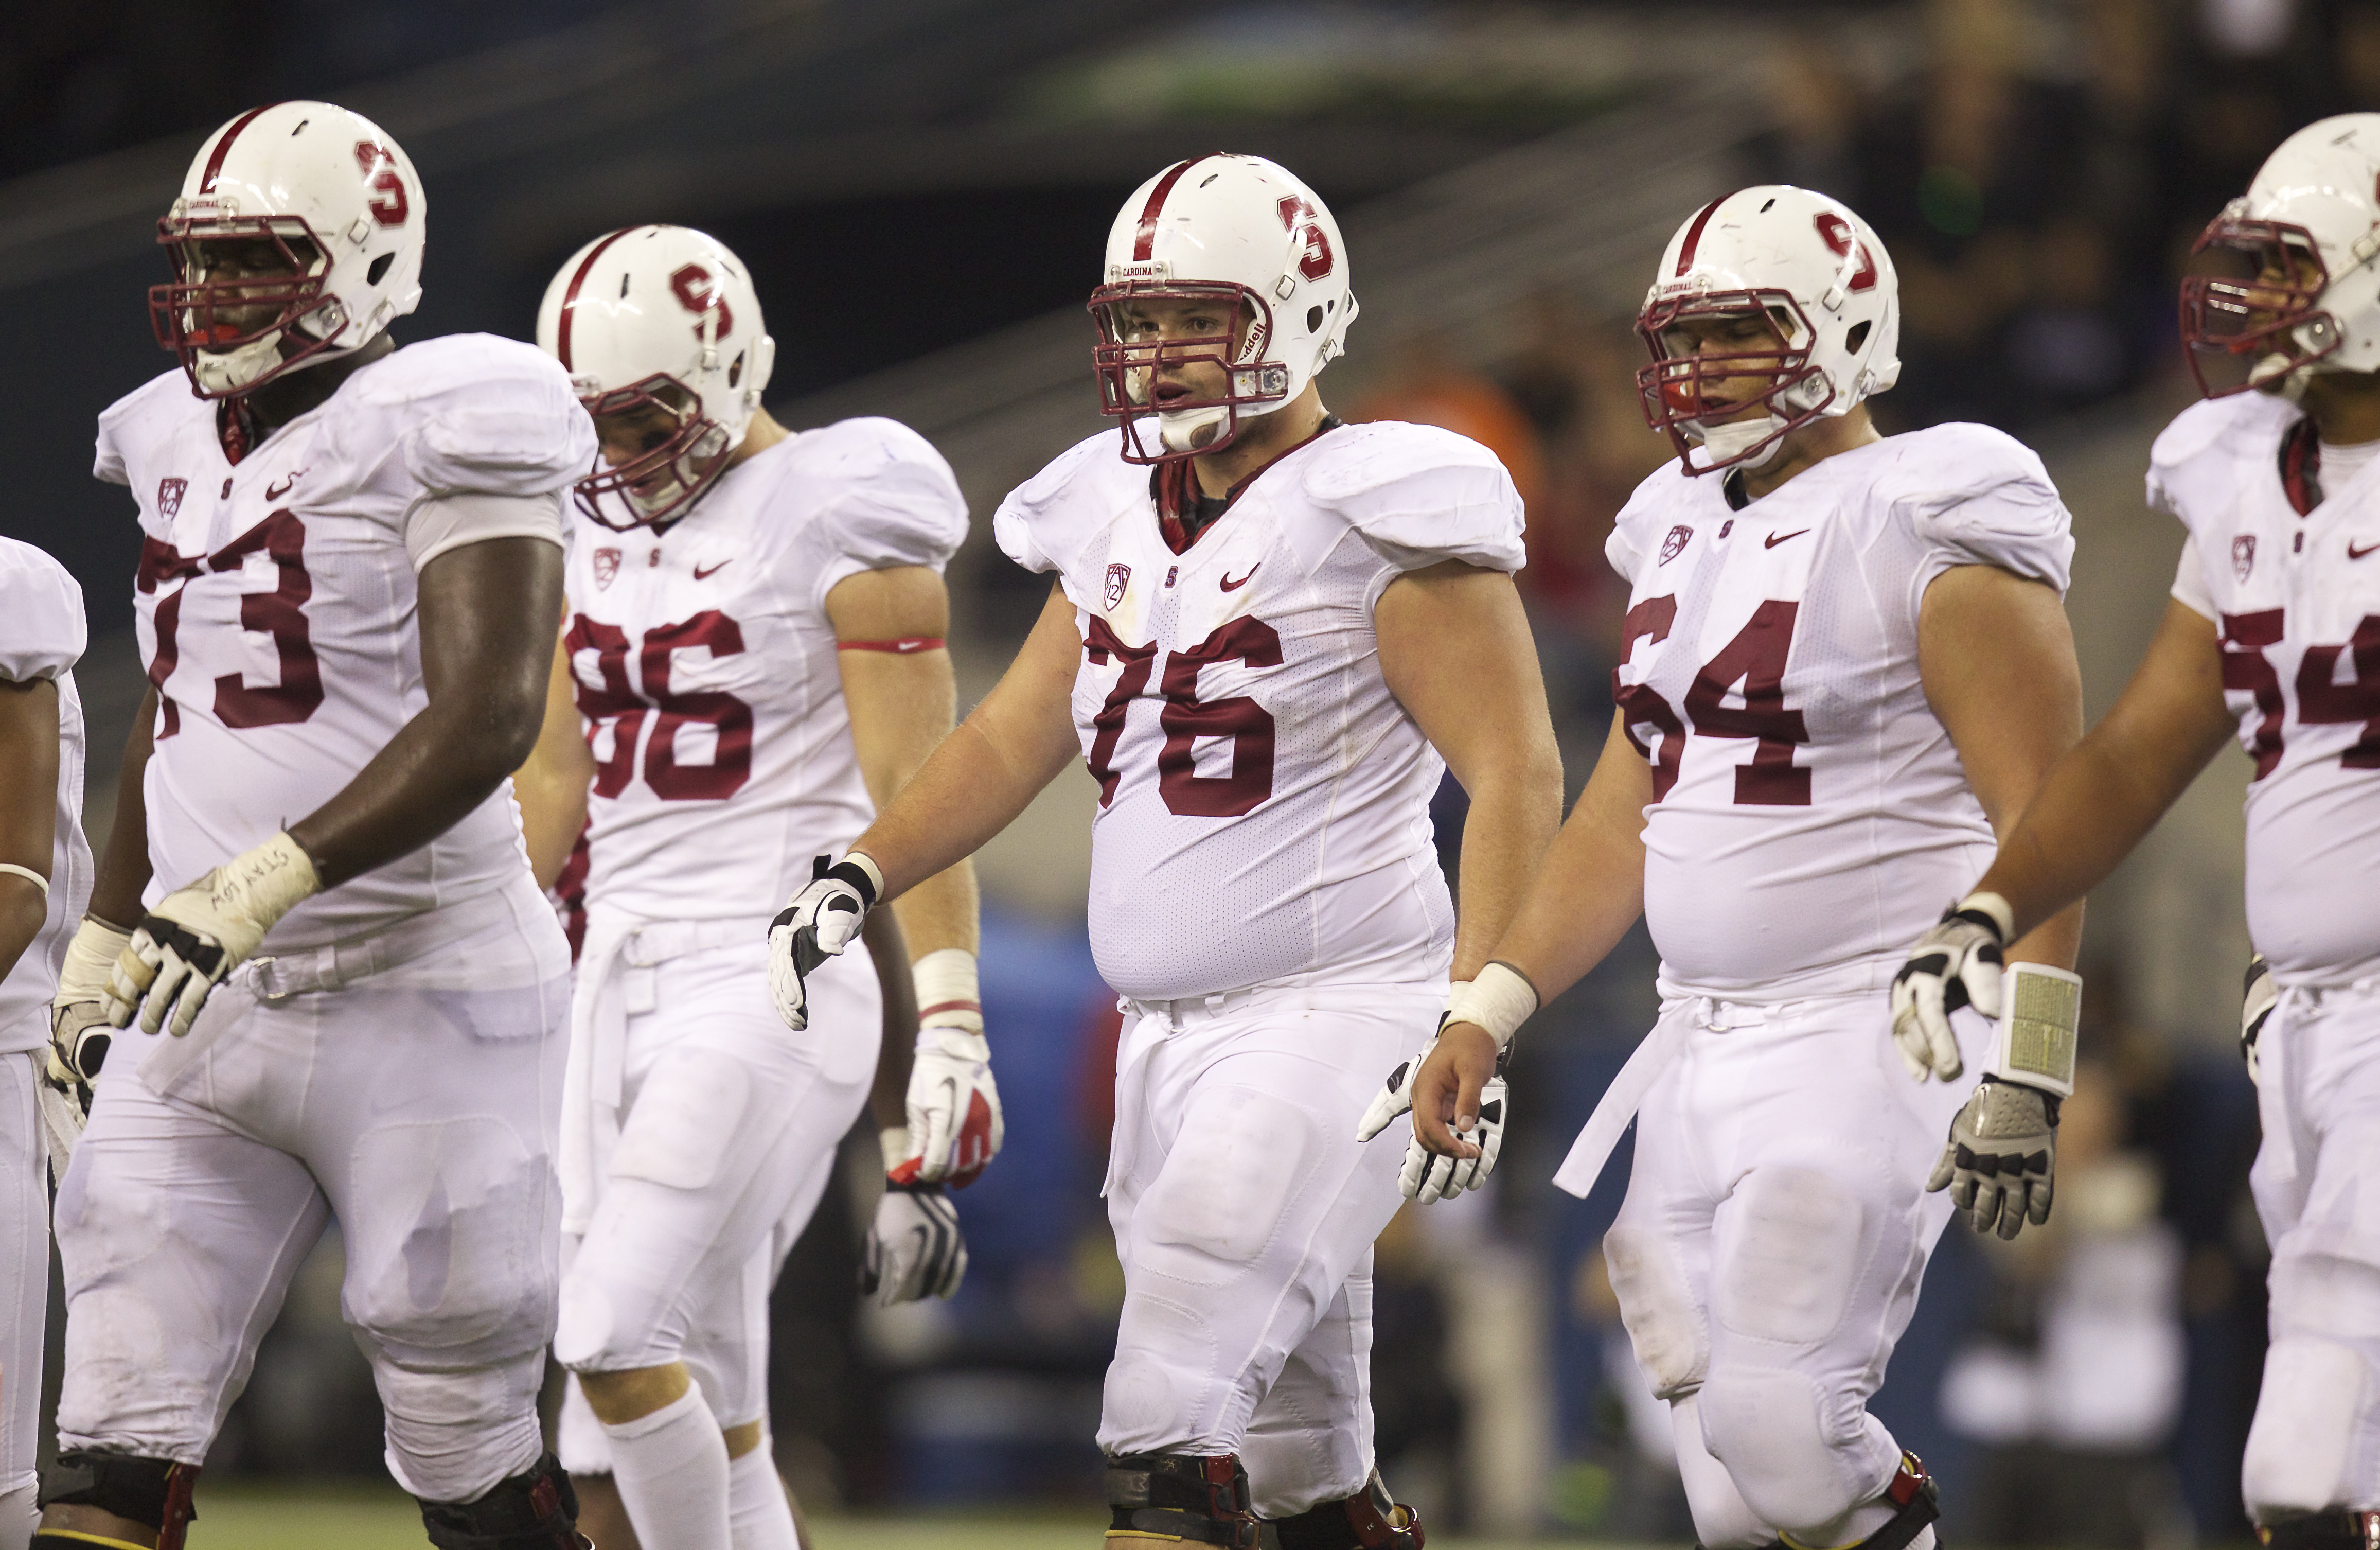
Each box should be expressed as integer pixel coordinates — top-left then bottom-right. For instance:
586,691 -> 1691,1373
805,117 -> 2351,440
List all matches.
1259,1469 -> 1422,1549
1714,1167 -> 1864,1347
1108,1452 -> 1259,1548
416,1451 -> 586,1550
1603,1223 -> 1708,1398
38,1454 -> 198,1549
378,1352 -> 547,1506
2243,1336 -> 2368,1514
1699,1367 -> 1886,1533
610,1052 -> 750,1191
347,1117 -> 554,1363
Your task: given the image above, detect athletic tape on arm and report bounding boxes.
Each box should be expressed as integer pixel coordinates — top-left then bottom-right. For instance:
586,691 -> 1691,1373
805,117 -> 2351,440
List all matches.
1445,961 -> 1537,1050
1984,962 -> 2081,1097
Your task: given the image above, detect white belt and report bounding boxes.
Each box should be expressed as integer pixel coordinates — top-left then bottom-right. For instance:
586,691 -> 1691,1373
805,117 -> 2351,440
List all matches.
243,888 -> 523,1001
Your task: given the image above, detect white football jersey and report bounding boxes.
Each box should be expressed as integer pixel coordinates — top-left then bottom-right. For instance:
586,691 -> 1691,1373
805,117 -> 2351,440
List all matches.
995,421 -> 1526,1002
0,540 -> 91,1053
561,419 -> 966,922
2152,393 -> 2380,985
94,334 -> 596,950
1609,424 -> 2074,1001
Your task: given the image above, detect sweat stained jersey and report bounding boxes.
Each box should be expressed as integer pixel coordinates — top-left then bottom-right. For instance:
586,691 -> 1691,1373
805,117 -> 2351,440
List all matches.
2154,392 -> 2380,986
560,418 -> 966,922
994,421 -> 1526,1002
95,334 -> 596,950
1608,424 -> 2074,1001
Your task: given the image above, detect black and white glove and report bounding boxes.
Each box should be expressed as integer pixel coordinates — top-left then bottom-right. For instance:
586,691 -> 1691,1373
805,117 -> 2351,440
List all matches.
40,917 -> 132,1176
106,832 -> 318,1037
2241,954 -> 2276,1087
767,854 -> 881,1031
1355,966 -> 1535,1204
861,1129 -> 967,1305
1890,892 -> 2014,1082
1928,1077 -> 2059,1239
1392,1053 -> 1507,1203
895,949 -> 1004,1187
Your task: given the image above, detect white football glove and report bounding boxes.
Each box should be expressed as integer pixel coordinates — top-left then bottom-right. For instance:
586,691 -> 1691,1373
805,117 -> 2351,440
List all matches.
1356,1041 -> 1510,1203
1889,892 -> 2015,1082
895,949 -> 1003,1187
2241,954 -> 2277,1088
40,917 -> 132,1176
107,832 -> 318,1038
766,854 -> 881,1031
1928,1077 -> 2059,1240
862,1181 -> 968,1306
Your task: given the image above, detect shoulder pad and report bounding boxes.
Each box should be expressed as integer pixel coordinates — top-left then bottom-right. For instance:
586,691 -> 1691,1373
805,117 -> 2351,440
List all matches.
0,539 -> 86,682
2148,393 -> 2292,481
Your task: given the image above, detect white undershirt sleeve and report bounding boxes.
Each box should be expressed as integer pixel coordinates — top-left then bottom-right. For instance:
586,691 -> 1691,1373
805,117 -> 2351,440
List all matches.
2170,534 -> 2218,621
403,490 -> 567,574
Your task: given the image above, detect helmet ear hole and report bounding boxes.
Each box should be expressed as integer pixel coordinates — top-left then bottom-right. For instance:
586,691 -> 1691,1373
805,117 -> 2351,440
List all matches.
1306,304 -> 1324,333
366,252 -> 393,287
1845,320 -> 1871,354
729,351 -> 744,389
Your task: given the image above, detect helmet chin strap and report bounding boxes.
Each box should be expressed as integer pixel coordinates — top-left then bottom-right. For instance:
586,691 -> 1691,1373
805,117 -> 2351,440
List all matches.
194,330 -> 289,395
1695,412 -> 1789,469
1156,401 -> 1235,455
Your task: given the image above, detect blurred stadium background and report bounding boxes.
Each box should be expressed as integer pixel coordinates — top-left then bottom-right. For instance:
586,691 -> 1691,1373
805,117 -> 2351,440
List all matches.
4,0 -> 2356,1540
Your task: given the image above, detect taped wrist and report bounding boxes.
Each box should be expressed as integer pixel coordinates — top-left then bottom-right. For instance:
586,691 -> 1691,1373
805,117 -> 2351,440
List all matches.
913,948 -> 982,1034
879,1125 -> 911,1174
59,918 -> 132,999
1106,1452 -> 1257,1547
215,830 -> 322,929
1950,889 -> 2015,944
827,851 -> 883,907
40,1453 -> 197,1536
1443,961 -> 1538,1052
416,1452 -> 581,1550
1983,962 -> 2082,1098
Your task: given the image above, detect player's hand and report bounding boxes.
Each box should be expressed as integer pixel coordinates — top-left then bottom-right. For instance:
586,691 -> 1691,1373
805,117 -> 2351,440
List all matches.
39,917 -> 132,1173
1890,892 -> 2014,1083
766,854 -> 880,1031
1928,1077 -> 2058,1239
1357,1021 -> 1507,1202
898,1027 -> 1003,1187
106,832 -> 318,1038
2241,954 -> 2276,1088
861,1179 -> 968,1306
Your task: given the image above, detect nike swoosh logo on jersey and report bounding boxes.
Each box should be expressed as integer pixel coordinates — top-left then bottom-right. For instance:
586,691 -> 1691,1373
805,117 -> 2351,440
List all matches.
2351,540 -> 2380,559
1220,565 -> 1260,591
693,561 -> 731,579
264,469 -> 305,500
1764,529 -> 1810,549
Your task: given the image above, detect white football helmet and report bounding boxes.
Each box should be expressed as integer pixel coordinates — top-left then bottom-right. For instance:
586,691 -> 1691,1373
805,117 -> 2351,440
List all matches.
151,101 -> 425,399
2181,113 -> 2380,398
535,225 -> 776,530
1090,153 -> 1358,463
1636,185 -> 1901,475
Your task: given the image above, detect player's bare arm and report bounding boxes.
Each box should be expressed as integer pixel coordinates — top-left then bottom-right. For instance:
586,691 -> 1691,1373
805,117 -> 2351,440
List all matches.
515,608 -> 595,890
828,563 -> 981,957
0,678 -> 60,981
1403,710 -> 1654,1160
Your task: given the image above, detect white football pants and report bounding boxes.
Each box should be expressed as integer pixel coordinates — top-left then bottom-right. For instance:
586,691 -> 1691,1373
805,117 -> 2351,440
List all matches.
2243,979 -> 2380,1516
0,1049 -> 45,1509
1603,990 -> 1984,1547
552,920 -> 878,1471
52,884 -> 572,1506
1098,981 -> 1438,1521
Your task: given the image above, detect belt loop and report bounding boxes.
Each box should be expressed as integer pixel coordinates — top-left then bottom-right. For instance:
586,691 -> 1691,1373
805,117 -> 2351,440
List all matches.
251,956 -> 290,1003
1204,991 -> 1227,1013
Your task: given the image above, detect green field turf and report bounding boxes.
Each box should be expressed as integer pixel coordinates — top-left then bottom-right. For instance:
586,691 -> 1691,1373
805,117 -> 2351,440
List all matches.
186,1483 -> 1566,1549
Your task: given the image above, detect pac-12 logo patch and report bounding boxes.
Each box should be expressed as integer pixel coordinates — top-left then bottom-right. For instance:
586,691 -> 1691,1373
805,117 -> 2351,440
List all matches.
594,548 -> 622,589
156,477 -> 186,521
1659,524 -> 1694,565
2233,534 -> 2257,582
1104,562 -> 1131,609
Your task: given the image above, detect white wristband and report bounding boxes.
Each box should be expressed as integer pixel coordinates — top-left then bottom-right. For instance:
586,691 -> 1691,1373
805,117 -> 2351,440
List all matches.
0,864 -> 47,899
879,1125 -> 912,1174
1444,961 -> 1539,1052
843,851 -> 886,905
1984,962 -> 2082,1098
913,948 -> 982,1035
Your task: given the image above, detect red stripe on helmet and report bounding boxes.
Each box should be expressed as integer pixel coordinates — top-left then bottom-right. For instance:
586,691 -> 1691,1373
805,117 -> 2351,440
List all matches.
555,227 -> 642,372
1132,156 -> 1213,262
1673,195 -> 1728,276
199,103 -> 281,193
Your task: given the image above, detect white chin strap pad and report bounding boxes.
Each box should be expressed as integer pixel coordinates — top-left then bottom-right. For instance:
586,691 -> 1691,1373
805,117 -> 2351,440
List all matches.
1157,401 -> 1236,454
1696,413 -> 1788,468
195,330 -> 290,394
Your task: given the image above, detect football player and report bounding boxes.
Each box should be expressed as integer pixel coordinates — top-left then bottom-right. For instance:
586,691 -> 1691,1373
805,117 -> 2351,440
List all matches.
1379,186 -> 2089,1549
36,103 -> 597,1550
1893,114 -> 2380,1546
0,540 -> 92,1550
516,224 -> 982,1550
768,153 -> 1562,1548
